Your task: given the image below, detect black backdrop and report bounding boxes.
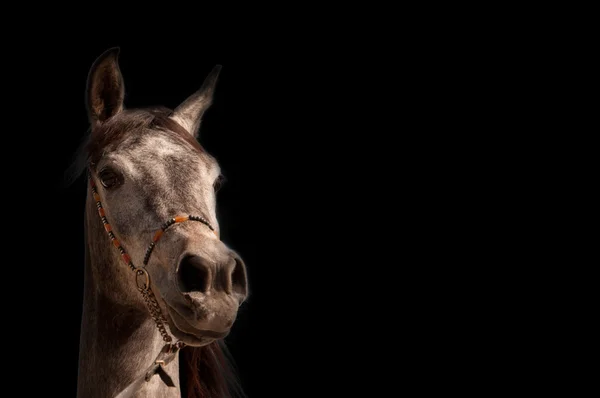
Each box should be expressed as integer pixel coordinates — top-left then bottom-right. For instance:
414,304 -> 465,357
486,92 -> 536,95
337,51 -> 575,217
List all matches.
0,15 -> 546,398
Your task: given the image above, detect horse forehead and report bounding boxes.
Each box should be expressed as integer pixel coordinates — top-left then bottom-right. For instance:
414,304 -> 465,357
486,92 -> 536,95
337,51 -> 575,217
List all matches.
128,133 -> 194,157
112,132 -> 219,178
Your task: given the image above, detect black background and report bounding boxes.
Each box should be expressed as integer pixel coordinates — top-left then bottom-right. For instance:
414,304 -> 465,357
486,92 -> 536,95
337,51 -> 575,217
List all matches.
5,33 -> 386,397
0,18 -> 533,398
0,12 -> 564,397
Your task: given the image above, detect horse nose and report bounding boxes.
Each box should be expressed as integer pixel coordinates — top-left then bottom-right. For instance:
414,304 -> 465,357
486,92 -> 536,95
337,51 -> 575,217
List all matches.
177,252 -> 247,298
177,255 -> 211,294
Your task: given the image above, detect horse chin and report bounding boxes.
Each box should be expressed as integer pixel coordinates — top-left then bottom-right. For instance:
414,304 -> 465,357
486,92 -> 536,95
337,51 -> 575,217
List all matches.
168,324 -> 216,347
164,302 -> 230,347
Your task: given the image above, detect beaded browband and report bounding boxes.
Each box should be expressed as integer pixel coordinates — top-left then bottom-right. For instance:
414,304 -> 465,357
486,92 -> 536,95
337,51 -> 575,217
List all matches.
88,169 -> 218,344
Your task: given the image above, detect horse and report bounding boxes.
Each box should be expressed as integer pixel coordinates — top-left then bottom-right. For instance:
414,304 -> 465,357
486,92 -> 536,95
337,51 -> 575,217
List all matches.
68,47 -> 249,398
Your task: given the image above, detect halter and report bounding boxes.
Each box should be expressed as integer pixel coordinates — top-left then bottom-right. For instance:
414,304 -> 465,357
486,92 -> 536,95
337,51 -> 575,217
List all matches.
88,169 -> 219,395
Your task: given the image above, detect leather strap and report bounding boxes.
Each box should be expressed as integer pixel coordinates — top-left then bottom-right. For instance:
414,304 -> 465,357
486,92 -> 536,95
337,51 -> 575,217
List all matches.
114,343 -> 181,398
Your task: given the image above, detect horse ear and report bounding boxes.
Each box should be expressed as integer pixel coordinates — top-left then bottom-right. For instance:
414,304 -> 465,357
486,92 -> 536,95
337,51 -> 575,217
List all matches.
86,47 -> 125,128
170,65 -> 222,138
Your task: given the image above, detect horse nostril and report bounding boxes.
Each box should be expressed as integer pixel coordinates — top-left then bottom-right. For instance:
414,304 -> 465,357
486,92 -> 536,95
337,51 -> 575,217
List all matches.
230,255 -> 248,297
178,255 -> 211,294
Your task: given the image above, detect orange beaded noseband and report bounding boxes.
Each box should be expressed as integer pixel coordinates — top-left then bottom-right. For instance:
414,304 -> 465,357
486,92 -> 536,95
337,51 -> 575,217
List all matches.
88,169 -> 218,344
143,215 -> 217,266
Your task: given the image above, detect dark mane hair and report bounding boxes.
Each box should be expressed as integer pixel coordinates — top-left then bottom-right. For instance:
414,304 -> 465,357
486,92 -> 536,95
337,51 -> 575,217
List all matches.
69,108 -> 246,397
182,341 -> 246,398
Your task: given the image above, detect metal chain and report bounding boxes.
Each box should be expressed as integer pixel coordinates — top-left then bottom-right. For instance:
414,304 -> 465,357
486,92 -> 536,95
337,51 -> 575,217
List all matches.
139,285 -> 173,343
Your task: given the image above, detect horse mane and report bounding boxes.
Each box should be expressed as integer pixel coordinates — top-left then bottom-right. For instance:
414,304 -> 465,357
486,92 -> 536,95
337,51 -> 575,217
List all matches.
181,341 -> 247,398
68,107 -> 246,397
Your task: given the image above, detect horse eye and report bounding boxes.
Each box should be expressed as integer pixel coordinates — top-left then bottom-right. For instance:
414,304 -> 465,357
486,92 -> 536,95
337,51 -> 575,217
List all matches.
99,168 -> 121,189
213,174 -> 226,193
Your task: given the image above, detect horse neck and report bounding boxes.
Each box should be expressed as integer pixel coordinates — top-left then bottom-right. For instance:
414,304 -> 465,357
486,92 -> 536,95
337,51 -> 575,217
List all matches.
77,185 -> 181,398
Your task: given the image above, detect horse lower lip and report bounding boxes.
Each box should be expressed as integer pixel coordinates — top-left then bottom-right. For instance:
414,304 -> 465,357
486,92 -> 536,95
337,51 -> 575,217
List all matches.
166,303 -> 229,339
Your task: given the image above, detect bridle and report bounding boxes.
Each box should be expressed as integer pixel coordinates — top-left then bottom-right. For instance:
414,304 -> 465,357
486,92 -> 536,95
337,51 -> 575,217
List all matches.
88,168 -> 219,396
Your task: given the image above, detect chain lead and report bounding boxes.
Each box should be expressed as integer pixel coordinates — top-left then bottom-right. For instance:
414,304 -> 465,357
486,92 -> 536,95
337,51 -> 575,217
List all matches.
139,286 -> 172,343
